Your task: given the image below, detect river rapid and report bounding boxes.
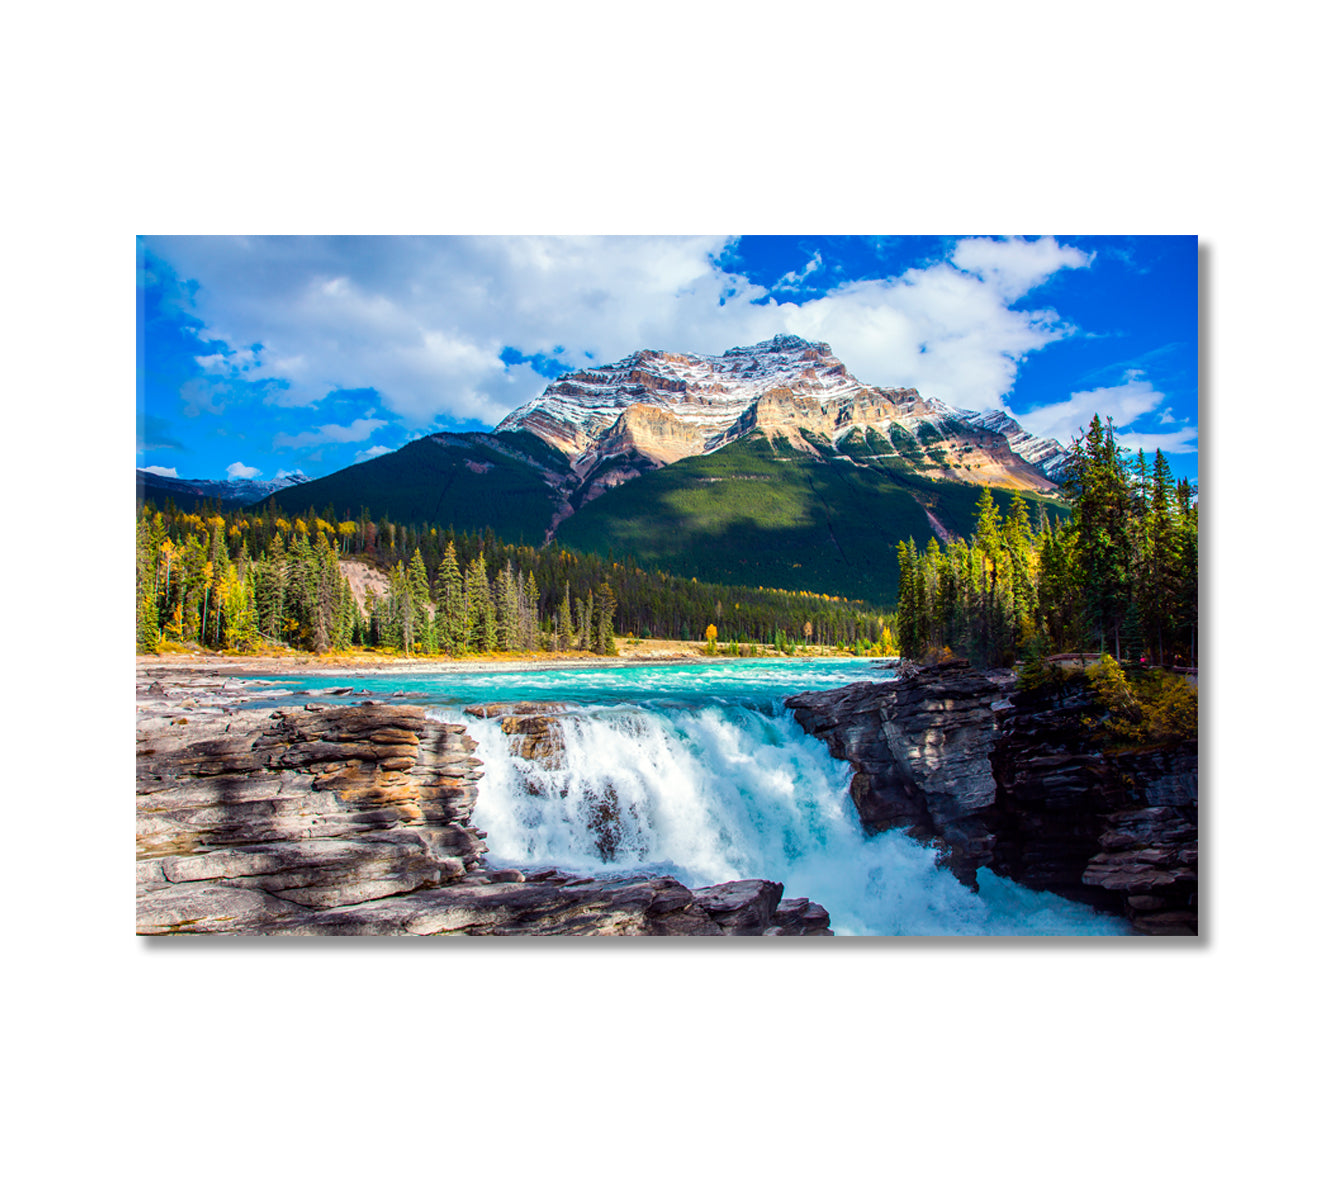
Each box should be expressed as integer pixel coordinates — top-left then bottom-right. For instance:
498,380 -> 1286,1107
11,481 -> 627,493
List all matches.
243,658 -> 1130,936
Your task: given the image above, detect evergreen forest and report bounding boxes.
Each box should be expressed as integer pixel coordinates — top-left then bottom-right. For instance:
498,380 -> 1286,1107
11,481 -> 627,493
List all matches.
894,417 -> 1198,669
135,503 -> 895,658
135,414 -> 1196,669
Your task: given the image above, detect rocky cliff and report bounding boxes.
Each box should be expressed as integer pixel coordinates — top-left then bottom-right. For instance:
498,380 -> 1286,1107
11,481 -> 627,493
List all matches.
137,670 -> 831,936
786,661 -> 1197,934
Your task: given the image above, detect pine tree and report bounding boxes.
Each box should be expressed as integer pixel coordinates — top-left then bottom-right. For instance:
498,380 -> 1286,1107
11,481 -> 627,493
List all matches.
222,561 -> 261,653
524,571 -> 541,651
437,541 -> 466,655
256,535 -> 287,643
1171,484 -> 1198,667
557,582 -> 574,651
1003,494 -> 1037,651
594,582 -> 617,654
578,589 -> 594,651
895,539 -> 923,660
407,548 -> 431,654
137,588 -> 160,653
464,554 -> 497,652
384,562 -> 408,652
496,563 -> 520,650
1064,416 -> 1133,657
1139,450 -> 1177,664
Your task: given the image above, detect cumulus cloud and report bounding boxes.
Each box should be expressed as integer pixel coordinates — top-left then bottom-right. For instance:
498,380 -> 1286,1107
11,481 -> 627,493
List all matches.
273,417 -> 388,450
354,445 -> 394,462
1015,371 -> 1166,444
144,234 -> 1096,428
226,461 -> 261,479
785,242 -> 1090,411
1008,369 -> 1194,454
142,465 -> 178,478
951,236 -> 1091,302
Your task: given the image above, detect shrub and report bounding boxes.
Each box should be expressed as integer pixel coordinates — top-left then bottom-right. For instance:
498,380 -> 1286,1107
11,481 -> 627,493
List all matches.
1086,655 -> 1197,742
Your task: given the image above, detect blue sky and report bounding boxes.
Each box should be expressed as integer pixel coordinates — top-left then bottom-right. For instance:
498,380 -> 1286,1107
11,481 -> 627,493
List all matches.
137,235 -> 1198,485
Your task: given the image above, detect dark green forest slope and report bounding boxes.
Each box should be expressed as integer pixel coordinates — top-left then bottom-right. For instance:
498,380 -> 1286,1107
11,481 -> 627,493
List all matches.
263,430 -> 568,547
556,430 -> 1065,607
244,425 -> 1064,608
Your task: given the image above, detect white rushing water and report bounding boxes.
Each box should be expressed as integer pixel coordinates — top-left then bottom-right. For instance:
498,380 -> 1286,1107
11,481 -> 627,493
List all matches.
439,697 -> 1130,937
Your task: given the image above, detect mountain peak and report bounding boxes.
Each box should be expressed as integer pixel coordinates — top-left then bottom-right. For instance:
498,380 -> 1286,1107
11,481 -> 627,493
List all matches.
495,336 -> 1068,493
722,333 -> 831,357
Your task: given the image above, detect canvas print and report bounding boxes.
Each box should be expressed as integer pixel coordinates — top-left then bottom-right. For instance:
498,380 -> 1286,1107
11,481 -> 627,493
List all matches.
135,235 -> 1198,936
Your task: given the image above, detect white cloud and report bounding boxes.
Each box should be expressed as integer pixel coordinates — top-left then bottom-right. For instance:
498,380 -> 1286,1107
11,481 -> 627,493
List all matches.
354,445 -> 394,462
1016,371 -> 1166,444
142,465 -> 178,477
773,251 -> 824,293
1116,425 -> 1199,455
226,461 -> 261,479
951,236 -> 1091,302
273,417 -> 387,450
147,234 -> 1095,428
1009,369 -> 1194,455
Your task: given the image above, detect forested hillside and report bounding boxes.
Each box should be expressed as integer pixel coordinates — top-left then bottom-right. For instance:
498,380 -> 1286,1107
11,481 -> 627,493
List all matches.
261,430 -> 570,547
135,412 -> 1195,673
896,417 -> 1198,671
135,502 -> 894,658
556,428 -> 1066,606
186,424 -> 1065,609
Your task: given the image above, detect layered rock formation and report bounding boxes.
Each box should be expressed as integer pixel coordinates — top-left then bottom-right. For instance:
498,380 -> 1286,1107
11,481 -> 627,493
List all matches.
496,334 -> 1065,493
787,661 -> 1198,934
137,673 -> 831,936
954,408 -> 1072,480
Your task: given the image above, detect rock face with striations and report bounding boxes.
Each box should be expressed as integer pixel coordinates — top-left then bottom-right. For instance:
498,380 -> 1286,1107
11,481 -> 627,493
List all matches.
137,674 -> 831,936
787,661 -> 1197,934
786,661 -> 1015,885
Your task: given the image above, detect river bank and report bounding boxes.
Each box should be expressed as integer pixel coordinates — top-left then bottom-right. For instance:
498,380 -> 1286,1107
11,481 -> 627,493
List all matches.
136,638 -> 874,681
135,684 -> 835,935
135,650 -> 886,725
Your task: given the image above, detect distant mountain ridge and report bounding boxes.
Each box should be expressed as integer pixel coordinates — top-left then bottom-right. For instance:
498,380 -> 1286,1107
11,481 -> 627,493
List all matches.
497,334 -> 1071,494
137,469 -> 311,506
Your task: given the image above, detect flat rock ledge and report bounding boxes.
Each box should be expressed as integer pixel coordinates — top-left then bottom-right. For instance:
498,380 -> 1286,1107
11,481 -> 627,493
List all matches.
137,681 -> 830,937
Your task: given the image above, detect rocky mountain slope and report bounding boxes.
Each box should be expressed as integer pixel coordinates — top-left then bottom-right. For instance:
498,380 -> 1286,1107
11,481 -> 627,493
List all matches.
498,334 -> 1070,494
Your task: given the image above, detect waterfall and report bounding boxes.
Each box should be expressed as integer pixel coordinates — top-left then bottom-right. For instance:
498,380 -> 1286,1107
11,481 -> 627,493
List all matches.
440,701 -> 1131,937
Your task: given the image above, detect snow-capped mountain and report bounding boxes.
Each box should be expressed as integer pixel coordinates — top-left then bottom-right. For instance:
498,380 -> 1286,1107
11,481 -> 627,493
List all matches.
136,470 -> 312,505
498,334 -> 864,459
496,334 -> 1069,492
